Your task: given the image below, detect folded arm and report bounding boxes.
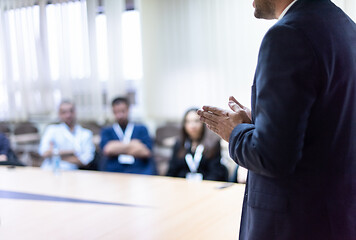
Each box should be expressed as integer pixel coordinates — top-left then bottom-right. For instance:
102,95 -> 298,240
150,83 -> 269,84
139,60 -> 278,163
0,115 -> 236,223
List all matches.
103,139 -> 151,158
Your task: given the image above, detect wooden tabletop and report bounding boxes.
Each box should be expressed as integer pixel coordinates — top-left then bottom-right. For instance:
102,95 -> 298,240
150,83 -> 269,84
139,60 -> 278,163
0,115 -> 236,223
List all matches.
0,166 -> 244,240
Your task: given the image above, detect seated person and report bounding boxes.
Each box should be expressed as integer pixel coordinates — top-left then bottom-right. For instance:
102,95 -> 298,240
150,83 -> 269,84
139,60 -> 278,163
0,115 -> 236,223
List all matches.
0,133 -> 23,166
167,108 -> 228,181
0,133 -> 10,163
100,97 -> 156,175
38,100 -> 95,170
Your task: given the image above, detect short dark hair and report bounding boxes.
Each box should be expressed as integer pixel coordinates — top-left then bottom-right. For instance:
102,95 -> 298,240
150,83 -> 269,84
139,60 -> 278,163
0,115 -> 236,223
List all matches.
58,99 -> 75,110
111,97 -> 129,107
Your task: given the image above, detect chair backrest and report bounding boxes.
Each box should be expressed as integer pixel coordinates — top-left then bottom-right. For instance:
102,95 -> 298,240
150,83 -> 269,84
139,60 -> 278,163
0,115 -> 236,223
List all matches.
13,122 -> 40,145
80,121 -> 102,135
155,124 -> 180,146
13,122 -> 38,135
0,122 -> 11,135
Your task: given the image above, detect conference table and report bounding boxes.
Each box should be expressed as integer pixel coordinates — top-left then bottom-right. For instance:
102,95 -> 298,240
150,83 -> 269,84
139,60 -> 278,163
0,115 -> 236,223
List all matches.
0,166 -> 245,240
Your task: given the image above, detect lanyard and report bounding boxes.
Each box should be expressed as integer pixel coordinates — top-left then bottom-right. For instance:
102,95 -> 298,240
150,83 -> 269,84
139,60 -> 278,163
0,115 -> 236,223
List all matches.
113,123 -> 134,143
185,144 -> 204,173
113,123 -> 135,165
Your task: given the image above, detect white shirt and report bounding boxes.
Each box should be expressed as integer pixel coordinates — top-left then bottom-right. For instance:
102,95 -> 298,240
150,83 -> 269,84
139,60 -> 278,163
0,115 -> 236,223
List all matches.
39,123 -> 95,170
278,0 -> 298,20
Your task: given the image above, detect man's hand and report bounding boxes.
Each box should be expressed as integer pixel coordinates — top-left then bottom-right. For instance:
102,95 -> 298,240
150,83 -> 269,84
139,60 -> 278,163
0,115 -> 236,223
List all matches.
103,139 -> 151,158
228,96 -> 252,120
0,154 -> 7,162
103,140 -> 129,156
127,140 -> 151,158
61,155 -> 83,167
42,142 -> 54,158
197,96 -> 251,142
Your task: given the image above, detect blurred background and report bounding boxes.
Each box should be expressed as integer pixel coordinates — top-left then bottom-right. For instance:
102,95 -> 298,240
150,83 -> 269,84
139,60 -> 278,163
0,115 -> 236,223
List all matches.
0,0 -> 355,174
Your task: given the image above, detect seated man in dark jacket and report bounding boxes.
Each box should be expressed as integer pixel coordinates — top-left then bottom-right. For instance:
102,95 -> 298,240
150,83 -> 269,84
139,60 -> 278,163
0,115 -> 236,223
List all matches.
100,97 -> 156,175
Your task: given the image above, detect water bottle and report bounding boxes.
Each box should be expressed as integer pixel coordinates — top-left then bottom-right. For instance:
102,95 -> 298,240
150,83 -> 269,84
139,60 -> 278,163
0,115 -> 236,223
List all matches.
52,148 -> 61,175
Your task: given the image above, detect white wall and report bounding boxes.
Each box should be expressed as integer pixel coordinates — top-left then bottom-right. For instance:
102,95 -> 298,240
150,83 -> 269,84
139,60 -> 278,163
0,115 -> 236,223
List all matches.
140,0 -> 274,123
333,0 -> 356,20
139,0 -> 356,125
0,0 -> 354,126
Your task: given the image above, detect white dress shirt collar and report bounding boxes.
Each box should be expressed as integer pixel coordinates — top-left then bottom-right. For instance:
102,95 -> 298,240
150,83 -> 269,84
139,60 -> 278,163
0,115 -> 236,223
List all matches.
278,0 -> 298,20
60,122 -> 78,134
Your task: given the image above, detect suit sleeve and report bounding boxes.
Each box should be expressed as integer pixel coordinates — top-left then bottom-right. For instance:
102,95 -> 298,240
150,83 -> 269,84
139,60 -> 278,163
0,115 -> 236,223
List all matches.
229,24 -> 320,178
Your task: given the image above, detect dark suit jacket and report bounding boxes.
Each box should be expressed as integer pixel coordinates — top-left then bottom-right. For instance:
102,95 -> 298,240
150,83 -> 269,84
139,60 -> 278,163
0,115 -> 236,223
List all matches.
229,0 -> 356,239
100,124 -> 156,175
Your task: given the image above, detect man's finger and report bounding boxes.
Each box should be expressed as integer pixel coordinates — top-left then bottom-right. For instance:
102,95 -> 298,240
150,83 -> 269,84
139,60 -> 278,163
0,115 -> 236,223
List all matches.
197,109 -> 219,124
206,124 -> 219,134
228,100 -> 242,112
206,123 -> 219,133
197,109 -> 204,116
199,115 -> 218,127
229,96 -> 245,109
201,106 -> 226,116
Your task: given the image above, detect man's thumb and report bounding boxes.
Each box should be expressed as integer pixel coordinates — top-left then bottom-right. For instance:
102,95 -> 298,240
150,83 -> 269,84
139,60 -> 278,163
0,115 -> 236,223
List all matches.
229,100 -> 241,112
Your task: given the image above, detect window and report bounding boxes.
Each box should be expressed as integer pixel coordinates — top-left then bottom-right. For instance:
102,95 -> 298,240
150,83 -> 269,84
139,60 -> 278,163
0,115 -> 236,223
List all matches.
122,10 -> 143,81
47,1 -> 90,81
96,13 -> 109,81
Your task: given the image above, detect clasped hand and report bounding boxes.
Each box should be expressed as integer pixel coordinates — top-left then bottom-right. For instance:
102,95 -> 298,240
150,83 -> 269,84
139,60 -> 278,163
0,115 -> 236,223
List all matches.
197,96 -> 251,142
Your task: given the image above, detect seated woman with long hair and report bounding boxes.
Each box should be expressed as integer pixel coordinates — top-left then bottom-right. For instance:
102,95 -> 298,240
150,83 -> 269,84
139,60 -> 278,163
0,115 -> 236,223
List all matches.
166,108 -> 228,181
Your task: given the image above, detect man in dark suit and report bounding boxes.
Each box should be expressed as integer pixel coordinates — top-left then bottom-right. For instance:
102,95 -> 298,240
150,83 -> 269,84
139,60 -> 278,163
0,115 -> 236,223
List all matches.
198,0 -> 356,239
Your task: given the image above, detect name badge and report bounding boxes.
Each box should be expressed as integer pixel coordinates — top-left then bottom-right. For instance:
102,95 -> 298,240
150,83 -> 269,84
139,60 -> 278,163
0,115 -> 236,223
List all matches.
186,172 -> 203,181
118,154 -> 135,165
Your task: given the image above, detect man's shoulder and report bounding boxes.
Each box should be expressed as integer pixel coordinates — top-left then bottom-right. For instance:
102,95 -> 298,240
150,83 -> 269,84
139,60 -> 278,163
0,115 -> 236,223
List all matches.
131,123 -> 150,138
261,22 -> 305,48
270,0 -> 356,55
43,123 -> 61,132
132,123 -> 149,132
77,125 -> 93,136
39,124 -> 63,140
101,125 -> 114,133
279,0 -> 351,31
133,123 -> 148,129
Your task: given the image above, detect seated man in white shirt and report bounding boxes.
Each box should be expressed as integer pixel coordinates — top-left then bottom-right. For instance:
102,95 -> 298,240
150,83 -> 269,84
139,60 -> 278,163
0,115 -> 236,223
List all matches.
39,100 -> 95,170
